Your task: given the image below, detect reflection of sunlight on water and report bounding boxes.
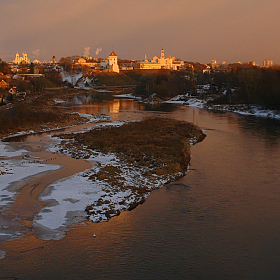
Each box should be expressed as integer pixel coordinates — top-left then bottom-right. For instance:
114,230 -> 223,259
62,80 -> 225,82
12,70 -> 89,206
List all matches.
72,98 -> 140,115
68,97 -> 146,120
111,100 -> 120,113
1,97 -> 280,279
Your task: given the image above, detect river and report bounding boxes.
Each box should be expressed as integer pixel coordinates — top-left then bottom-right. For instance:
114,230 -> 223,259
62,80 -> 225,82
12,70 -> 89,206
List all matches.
0,92 -> 280,279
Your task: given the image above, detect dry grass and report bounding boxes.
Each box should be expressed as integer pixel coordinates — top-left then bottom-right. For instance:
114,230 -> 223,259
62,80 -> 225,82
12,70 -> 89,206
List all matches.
57,117 -> 206,221
60,117 -> 206,176
0,90 -> 87,138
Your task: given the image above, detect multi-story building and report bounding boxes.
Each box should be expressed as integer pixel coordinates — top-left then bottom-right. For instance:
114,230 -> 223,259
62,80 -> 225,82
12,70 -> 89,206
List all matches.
108,51 -> 119,73
263,59 -> 273,67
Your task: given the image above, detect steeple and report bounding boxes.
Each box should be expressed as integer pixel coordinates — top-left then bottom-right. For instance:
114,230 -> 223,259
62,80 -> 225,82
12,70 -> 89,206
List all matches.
161,48 -> 165,59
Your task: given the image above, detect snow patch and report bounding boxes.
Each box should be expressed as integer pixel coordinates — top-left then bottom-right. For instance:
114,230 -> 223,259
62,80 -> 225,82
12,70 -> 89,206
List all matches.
0,159 -> 60,207
0,141 -> 28,157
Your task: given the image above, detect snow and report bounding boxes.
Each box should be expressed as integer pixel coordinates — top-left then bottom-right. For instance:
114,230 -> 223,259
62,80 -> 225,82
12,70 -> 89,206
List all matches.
61,72 -> 83,85
34,172 -> 103,229
113,93 -> 136,99
53,98 -> 67,104
0,158 -> 60,207
0,251 -> 5,260
34,142 -> 186,230
0,141 -> 27,157
165,95 -> 280,120
205,104 -> 280,120
165,96 -> 206,108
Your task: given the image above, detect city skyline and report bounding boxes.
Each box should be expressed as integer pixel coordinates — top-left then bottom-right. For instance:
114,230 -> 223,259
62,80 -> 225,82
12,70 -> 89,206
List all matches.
0,0 -> 279,65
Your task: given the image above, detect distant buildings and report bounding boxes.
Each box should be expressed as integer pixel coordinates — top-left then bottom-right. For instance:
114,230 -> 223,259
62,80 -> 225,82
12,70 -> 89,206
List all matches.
135,60 -> 161,70
5,51 -> 277,75
73,50 -> 120,72
210,59 -> 217,69
33,59 -> 41,64
0,80 -> 9,90
263,59 -> 273,67
135,49 -> 184,70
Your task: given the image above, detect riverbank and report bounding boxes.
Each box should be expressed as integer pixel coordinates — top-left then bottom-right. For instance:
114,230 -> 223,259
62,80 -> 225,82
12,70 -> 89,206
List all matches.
0,89 -> 85,140
165,95 -> 280,120
0,87 -> 117,140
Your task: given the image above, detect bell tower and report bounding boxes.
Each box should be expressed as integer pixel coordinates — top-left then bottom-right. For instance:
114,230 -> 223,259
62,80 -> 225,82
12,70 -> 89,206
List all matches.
161,48 -> 165,59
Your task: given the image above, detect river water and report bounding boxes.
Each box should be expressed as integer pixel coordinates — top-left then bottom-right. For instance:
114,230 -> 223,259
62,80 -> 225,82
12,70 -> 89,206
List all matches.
1,92 -> 280,279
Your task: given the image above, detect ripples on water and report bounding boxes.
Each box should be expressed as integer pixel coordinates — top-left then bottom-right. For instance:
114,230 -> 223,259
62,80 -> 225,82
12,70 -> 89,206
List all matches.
1,93 -> 280,279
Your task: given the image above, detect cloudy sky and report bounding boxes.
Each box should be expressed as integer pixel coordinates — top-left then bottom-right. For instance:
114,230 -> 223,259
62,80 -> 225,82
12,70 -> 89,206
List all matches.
0,0 -> 279,64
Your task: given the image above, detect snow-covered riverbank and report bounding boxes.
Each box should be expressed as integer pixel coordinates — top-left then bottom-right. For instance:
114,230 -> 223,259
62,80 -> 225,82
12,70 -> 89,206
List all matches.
165,95 -> 280,120
34,118 -> 205,233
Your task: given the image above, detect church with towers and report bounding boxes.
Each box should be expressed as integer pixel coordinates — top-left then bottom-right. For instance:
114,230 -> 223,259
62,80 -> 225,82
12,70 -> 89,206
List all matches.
135,48 -> 184,70
13,52 -> 30,64
151,48 -> 175,69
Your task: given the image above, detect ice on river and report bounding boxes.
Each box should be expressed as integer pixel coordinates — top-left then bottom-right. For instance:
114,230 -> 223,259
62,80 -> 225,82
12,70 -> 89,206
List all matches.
0,158 -> 60,207
0,141 -> 27,157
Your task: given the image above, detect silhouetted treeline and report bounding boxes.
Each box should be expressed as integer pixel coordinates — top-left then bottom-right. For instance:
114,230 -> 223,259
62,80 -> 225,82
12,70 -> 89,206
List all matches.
133,67 -> 280,109
210,67 -> 280,109
134,71 -> 190,100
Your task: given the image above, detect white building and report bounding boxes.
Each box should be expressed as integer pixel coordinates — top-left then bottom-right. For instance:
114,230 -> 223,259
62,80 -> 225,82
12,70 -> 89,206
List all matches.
263,59 -> 273,67
136,49 -> 184,70
108,51 -> 119,73
13,52 -> 30,64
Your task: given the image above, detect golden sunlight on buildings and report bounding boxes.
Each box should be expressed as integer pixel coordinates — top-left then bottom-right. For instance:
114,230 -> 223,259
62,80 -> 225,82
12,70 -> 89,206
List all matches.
135,49 -> 184,70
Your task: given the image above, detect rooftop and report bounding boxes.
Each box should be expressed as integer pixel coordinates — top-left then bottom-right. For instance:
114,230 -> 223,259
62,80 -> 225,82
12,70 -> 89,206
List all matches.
109,51 -> 117,57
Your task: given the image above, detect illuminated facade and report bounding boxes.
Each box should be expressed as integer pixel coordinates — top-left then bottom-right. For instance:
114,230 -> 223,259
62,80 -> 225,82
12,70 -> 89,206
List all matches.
108,51 -> 120,73
136,49 -> 184,70
13,52 -> 30,64
151,48 -> 175,69
263,59 -> 273,67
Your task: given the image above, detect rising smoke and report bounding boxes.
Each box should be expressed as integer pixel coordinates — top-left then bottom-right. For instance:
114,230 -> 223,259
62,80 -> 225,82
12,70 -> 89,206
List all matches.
84,47 -> 90,58
32,48 -> 40,58
95,47 -> 102,57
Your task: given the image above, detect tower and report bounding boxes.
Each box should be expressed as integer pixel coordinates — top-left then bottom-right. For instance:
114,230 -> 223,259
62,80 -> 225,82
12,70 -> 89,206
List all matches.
108,50 -> 119,73
161,48 -> 165,59
14,52 -> 20,64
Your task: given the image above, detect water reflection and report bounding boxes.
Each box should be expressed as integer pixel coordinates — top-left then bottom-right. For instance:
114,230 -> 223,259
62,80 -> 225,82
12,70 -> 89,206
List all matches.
62,92 -> 180,116
63,93 -> 145,115
237,115 -> 280,146
1,93 -> 280,279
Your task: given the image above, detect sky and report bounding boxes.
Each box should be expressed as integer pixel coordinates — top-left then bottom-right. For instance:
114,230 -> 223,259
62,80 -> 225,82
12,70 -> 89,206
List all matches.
0,0 -> 279,65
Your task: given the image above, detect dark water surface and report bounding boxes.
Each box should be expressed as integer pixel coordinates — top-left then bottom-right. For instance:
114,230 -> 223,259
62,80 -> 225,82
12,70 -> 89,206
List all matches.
1,93 -> 280,279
